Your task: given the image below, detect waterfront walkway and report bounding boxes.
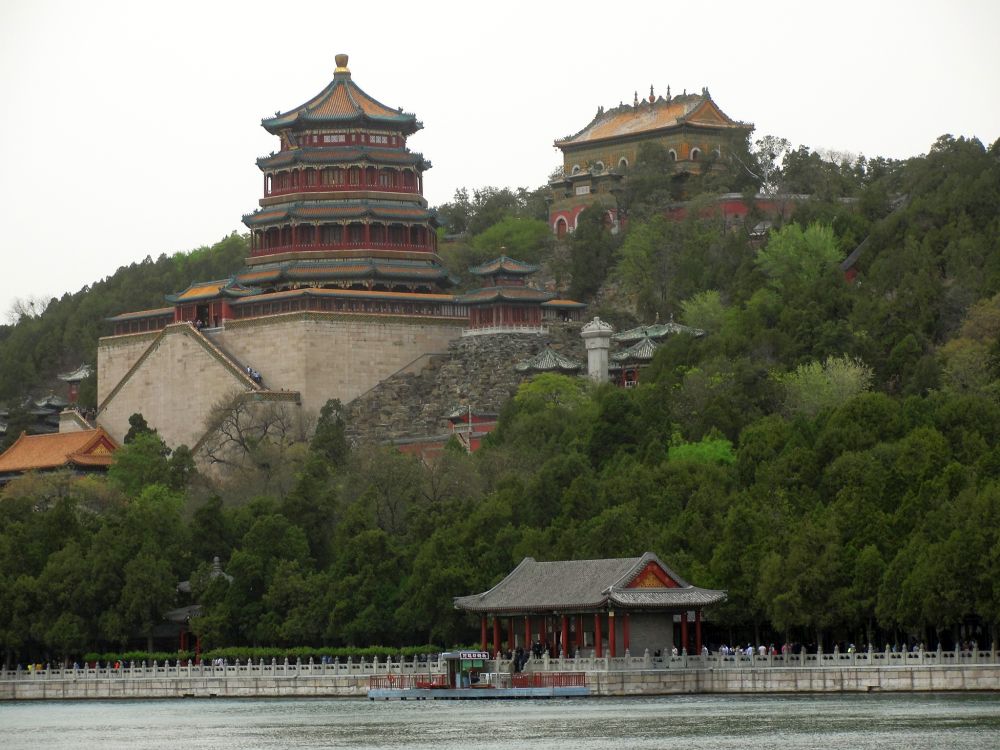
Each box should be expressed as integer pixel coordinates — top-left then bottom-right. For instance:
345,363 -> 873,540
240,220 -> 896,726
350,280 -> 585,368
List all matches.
2,645 -> 998,682
3,646 -> 998,699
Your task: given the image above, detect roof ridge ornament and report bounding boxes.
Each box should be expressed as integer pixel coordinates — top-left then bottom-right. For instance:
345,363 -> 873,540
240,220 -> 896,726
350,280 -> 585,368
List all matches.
334,53 -> 350,76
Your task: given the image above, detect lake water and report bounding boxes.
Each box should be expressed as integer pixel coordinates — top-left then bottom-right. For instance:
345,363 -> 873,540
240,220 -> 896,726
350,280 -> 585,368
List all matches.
2,693 -> 999,749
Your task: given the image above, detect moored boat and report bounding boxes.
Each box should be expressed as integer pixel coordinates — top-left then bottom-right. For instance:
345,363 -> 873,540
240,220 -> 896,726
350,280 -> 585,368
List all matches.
367,650 -> 589,700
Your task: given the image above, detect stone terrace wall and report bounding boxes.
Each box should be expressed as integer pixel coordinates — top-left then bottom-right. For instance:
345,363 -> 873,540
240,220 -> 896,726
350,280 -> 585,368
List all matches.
5,665 -> 999,700
344,322 -> 586,444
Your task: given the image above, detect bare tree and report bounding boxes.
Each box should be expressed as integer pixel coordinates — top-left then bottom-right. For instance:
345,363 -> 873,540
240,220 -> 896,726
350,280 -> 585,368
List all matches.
199,390 -> 314,500
6,295 -> 50,324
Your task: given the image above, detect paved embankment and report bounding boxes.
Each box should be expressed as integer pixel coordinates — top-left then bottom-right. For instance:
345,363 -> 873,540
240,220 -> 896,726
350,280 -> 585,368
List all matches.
3,665 -> 998,700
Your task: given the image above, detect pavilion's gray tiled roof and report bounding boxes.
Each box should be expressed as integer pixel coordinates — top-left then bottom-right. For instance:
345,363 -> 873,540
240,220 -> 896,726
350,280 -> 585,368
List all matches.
611,336 -> 659,363
454,552 -> 725,614
514,347 -> 582,373
610,588 -> 727,608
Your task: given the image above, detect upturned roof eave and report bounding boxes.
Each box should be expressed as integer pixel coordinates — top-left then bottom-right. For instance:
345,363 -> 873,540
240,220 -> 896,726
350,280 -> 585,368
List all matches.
556,118 -> 750,151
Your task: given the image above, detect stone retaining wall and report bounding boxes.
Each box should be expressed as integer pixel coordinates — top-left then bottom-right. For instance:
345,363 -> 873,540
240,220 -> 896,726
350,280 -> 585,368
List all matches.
4,666 -> 998,701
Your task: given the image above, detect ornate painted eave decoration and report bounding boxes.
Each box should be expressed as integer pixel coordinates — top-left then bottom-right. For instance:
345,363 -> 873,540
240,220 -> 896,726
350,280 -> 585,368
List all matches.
454,551 -> 726,615
227,287 -> 455,306
514,347 -> 582,373
468,255 -> 540,277
261,54 -> 421,135
257,147 -> 430,170
242,200 -> 436,227
234,258 -> 457,288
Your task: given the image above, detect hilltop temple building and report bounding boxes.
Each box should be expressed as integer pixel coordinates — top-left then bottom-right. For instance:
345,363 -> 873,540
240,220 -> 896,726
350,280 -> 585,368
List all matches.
97,55 -> 582,452
549,86 -> 751,236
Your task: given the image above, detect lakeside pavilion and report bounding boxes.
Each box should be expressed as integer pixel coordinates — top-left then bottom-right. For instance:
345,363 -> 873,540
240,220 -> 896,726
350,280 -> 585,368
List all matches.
454,552 -> 726,657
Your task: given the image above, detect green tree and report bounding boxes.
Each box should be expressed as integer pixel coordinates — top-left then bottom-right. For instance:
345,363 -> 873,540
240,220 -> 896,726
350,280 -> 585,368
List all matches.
470,217 -> 552,264
755,223 -> 843,292
776,355 -> 873,418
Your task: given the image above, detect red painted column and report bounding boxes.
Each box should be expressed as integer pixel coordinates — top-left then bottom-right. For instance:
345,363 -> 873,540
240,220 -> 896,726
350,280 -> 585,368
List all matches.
623,613 -> 631,654
525,616 -> 531,650
364,223 -> 371,245
509,617 -> 516,649
481,616 -> 487,650
575,615 -> 583,650
608,611 -> 616,658
493,616 -> 501,656
560,615 -> 568,657
341,224 -> 348,247
681,611 -> 689,654
695,610 -> 703,654
594,613 -> 603,658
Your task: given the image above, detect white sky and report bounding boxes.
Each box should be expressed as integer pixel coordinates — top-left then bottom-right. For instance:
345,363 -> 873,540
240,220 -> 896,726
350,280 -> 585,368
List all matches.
1,0 -> 998,320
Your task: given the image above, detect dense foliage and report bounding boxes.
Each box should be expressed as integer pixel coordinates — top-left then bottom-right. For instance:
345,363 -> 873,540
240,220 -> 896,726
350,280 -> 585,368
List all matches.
2,135 -> 1000,666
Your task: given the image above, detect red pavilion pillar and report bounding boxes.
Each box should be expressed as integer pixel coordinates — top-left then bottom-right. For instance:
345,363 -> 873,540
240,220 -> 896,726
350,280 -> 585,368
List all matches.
509,617 -> 516,649
363,223 -> 371,245
696,610 -> 703,654
594,613 -> 603,658
341,223 -> 348,247
608,611 -> 616,658
560,615 -> 568,657
524,616 -> 531,650
575,615 -> 583,652
623,613 -> 631,654
493,616 -> 501,656
681,611 -> 689,654
480,615 -> 487,651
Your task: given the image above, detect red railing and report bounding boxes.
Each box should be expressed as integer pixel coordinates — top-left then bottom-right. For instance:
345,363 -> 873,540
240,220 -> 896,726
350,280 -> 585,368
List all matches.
512,672 -> 586,688
368,673 -> 448,689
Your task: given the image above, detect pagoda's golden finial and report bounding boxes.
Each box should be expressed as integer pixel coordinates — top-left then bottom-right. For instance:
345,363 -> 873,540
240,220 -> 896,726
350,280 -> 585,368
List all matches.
335,53 -> 350,75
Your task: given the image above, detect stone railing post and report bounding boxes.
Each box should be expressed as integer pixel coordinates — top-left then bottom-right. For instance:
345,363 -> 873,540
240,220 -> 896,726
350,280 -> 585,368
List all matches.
816,645 -> 823,667
643,648 -> 651,669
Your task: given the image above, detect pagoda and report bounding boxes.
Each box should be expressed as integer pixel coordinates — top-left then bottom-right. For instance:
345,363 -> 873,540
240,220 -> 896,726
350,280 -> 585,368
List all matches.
97,56 -> 584,453
239,53 -> 450,296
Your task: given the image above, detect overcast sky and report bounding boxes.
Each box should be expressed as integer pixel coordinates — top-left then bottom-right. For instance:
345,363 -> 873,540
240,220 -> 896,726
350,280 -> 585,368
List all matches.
1,0 -> 998,320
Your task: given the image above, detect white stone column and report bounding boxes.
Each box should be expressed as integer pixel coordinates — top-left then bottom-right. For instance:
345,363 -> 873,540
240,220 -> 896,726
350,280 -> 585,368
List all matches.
581,316 -> 613,383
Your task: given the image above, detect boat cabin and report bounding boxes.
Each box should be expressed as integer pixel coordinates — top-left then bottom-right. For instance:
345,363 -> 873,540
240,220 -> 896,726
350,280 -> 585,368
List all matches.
440,650 -> 491,688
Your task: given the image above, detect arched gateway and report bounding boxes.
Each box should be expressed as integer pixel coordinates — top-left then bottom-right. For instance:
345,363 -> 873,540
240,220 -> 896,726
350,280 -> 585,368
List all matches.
454,552 -> 726,658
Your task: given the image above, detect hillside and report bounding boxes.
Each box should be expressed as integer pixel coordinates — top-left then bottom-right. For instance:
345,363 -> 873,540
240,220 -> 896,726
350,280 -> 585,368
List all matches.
0,233 -> 248,409
2,135 -> 1000,662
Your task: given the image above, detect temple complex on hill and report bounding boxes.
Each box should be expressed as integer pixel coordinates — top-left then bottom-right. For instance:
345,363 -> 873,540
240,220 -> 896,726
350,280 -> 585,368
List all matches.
549,86 -> 751,236
97,55 -> 582,453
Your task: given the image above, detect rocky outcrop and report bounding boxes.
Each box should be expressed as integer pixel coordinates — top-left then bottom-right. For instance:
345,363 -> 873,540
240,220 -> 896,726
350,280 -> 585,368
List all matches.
344,323 -> 586,444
